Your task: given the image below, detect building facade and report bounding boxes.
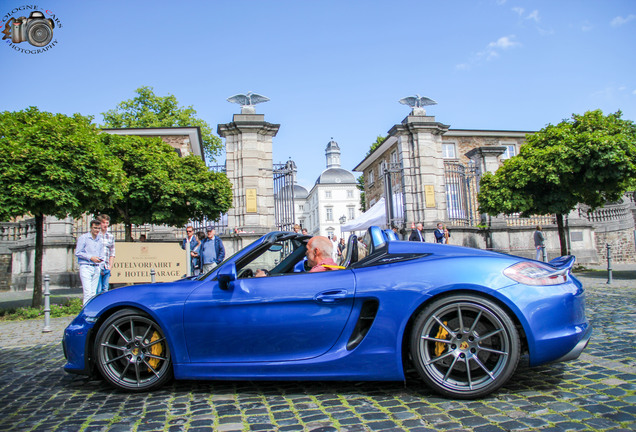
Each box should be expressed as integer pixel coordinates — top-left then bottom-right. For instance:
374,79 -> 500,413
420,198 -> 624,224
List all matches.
353,107 -> 635,263
298,140 -> 361,238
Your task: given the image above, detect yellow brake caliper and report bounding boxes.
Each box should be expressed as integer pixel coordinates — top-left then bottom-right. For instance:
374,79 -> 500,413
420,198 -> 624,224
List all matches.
434,321 -> 449,357
147,331 -> 163,371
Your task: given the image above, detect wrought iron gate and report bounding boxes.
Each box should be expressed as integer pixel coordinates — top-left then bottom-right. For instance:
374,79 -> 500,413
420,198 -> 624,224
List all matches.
383,162 -> 405,230
443,161 -> 480,226
273,160 -> 296,231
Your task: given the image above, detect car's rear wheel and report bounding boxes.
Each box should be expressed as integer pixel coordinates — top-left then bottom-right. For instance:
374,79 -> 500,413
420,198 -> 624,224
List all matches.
94,309 -> 172,391
410,294 -> 520,399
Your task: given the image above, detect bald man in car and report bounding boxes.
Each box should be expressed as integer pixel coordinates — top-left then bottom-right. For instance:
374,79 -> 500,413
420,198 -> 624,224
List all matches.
306,236 -> 344,272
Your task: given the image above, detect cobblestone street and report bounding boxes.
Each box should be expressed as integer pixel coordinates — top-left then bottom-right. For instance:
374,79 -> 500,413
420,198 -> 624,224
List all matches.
0,270 -> 634,432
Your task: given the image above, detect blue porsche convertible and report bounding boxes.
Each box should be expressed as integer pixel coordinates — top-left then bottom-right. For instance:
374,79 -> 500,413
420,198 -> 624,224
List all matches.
63,226 -> 591,399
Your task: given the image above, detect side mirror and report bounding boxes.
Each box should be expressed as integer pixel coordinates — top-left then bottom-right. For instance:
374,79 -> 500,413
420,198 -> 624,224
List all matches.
217,263 -> 237,290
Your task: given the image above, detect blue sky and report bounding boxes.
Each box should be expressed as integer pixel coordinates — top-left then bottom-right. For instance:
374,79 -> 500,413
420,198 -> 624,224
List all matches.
2,0 -> 634,189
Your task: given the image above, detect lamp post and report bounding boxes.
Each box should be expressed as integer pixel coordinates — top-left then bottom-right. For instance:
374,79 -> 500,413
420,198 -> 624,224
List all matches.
339,215 -> 346,237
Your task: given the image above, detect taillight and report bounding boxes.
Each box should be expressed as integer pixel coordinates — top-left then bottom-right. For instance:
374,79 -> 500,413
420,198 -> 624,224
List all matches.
503,261 -> 568,286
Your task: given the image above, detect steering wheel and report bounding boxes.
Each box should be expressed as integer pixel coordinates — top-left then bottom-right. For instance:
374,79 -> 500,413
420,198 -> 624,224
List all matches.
238,268 -> 254,278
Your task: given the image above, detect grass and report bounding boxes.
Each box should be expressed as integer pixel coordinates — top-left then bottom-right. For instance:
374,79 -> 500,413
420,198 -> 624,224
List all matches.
0,297 -> 83,321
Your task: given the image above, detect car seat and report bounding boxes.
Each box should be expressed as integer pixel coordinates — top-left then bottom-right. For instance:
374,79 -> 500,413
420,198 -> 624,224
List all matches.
340,234 -> 359,268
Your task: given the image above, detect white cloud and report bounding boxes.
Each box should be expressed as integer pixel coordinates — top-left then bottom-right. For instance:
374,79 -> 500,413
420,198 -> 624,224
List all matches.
526,10 -> 540,22
581,21 -> 594,32
471,35 -> 521,63
512,7 -> 524,16
611,14 -> 636,27
488,35 -> 520,50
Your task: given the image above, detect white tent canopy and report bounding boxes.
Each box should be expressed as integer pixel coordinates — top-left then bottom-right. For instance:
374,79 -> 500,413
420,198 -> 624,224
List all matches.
341,197 -> 386,232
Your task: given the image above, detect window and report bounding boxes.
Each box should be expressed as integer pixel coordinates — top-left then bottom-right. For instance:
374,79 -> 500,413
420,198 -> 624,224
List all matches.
442,143 -> 456,159
326,207 -> 333,221
348,206 -> 355,220
501,144 -> 517,160
347,189 -> 353,199
325,190 -> 332,199
390,150 -> 398,164
368,168 -> 375,185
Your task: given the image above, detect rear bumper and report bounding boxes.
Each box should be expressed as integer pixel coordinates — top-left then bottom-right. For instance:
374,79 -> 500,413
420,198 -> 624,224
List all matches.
553,323 -> 592,363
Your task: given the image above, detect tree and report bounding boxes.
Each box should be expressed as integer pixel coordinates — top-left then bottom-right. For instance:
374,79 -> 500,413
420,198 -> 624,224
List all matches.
95,134 -> 232,241
478,110 -> 636,256
357,175 -> 366,212
0,108 -> 125,307
102,86 -> 223,161
367,135 -> 387,156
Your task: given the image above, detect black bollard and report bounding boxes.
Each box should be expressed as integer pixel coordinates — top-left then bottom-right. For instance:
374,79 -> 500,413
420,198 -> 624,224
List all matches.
606,243 -> 613,285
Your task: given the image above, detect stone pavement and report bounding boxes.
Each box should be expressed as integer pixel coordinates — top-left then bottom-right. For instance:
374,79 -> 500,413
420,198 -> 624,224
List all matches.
0,270 -> 634,432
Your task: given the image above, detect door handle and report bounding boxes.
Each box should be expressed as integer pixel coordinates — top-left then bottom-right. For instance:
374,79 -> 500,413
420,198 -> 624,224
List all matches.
314,290 -> 348,303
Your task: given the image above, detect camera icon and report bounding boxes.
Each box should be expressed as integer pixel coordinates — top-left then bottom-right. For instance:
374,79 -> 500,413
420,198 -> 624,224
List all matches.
2,11 -> 54,47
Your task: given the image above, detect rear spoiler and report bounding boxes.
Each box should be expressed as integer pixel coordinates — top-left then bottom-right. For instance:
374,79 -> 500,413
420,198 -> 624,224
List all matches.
548,255 -> 576,272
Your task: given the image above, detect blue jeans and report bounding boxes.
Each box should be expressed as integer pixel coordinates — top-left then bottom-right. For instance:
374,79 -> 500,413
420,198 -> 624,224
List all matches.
96,268 -> 111,294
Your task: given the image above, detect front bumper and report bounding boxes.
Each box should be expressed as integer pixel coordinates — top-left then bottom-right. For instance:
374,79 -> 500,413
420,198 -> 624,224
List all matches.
62,314 -> 95,376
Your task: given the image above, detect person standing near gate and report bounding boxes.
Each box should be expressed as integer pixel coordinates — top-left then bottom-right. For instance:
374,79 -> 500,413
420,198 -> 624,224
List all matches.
181,225 -> 198,276
199,226 -> 225,273
75,220 -> 105,304
534,226 -> 545,261
409,223 -> 425,242
96,214 -> 115,294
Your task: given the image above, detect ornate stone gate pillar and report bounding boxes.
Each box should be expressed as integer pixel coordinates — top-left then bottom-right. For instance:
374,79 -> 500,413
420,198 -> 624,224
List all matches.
217,106 -> 280,235
390,109 -> 450,225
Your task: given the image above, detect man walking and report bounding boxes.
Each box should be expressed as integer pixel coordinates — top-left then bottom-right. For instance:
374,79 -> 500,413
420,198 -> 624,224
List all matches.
75,220 -> 105,304
199,227 -> 225,273
96,214 -> 115,294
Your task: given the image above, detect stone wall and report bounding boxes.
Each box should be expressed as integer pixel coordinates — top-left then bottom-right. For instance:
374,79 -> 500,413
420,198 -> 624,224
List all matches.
594,229 -> 635,263
0,254 -> 11,291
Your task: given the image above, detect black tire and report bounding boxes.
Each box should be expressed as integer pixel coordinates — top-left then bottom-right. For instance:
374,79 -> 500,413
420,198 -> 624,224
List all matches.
94,309 -> 173,392
410,294 -> 520,399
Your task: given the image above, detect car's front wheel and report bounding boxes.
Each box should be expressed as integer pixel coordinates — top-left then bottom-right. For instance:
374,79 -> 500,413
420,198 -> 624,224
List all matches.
94,309 -> 173,391
410,294 -> 520,399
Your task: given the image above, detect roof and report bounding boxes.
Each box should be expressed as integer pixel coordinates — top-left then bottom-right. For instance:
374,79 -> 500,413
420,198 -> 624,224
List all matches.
315,167 -> 357,185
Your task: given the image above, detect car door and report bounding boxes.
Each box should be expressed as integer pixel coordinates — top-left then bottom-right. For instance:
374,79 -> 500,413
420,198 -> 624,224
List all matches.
183,269 -> 356,363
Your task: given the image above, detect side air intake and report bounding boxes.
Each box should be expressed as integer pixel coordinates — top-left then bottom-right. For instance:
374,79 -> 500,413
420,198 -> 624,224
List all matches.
346,300 -> 379,350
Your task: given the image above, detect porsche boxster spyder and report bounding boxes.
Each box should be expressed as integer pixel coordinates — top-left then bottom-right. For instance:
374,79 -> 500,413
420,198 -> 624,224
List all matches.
63,226 -> 591,399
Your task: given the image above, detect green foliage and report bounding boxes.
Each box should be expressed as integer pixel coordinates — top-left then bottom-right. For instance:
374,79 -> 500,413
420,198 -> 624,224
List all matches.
95,134 -> 232,238
367,135 -> 387,156
102,86 -> 222,161
0,107 -> 126,221
0,297 -> 83,321
478,110 -> 636,218
357,175 -> 366,211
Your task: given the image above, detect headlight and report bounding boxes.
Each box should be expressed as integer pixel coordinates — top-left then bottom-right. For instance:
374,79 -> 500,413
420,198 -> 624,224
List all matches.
503,261 -> 568,286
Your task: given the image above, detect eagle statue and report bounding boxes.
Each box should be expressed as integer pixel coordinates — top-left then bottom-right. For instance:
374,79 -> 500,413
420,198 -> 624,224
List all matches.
398,95 -> 437,108
227,92 -> 270,107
